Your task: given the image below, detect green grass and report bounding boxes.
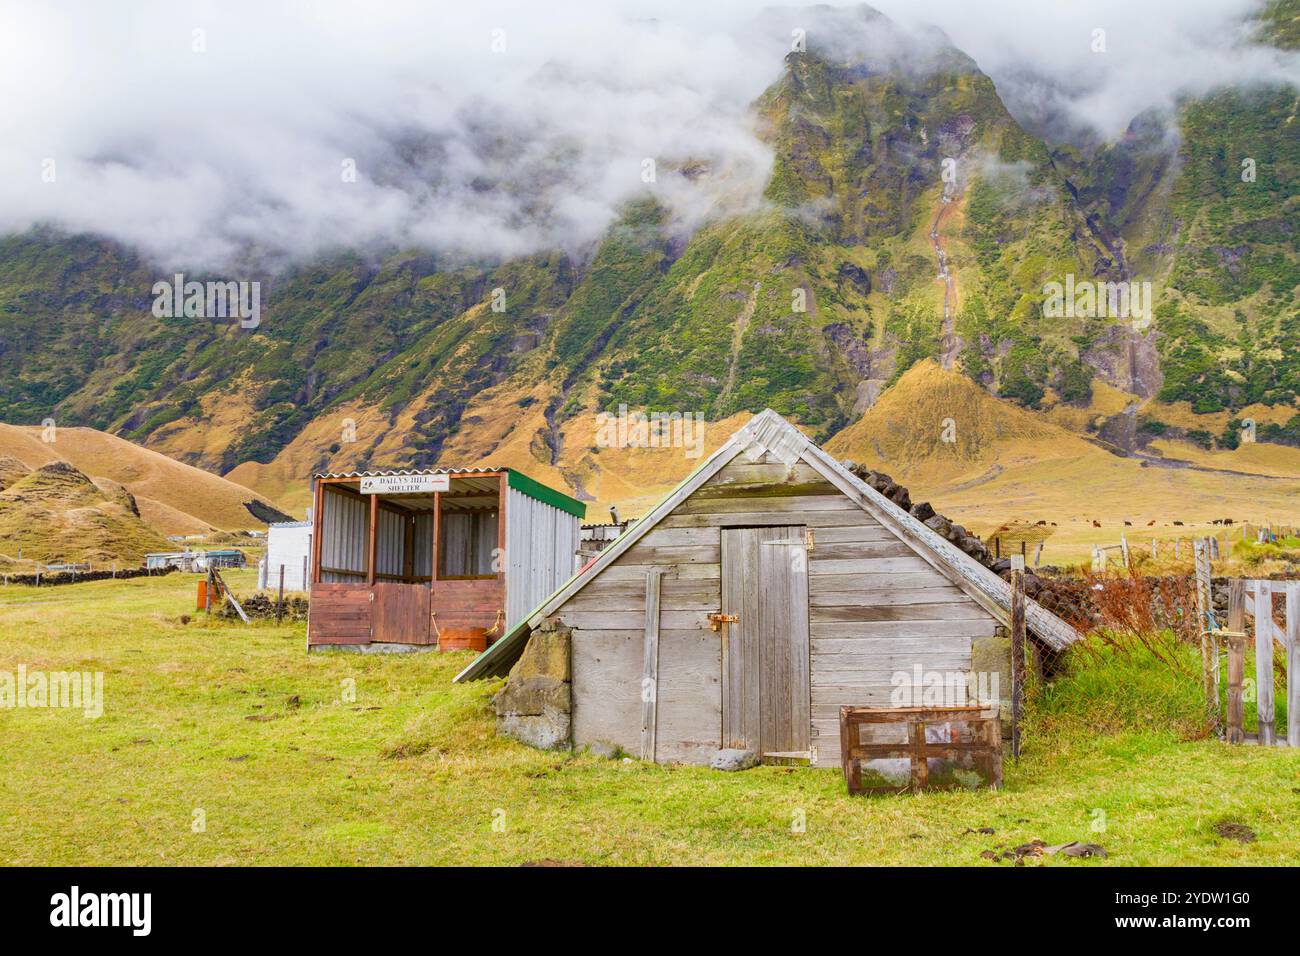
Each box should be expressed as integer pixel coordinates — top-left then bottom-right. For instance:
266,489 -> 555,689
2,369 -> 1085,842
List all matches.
1,572 -> 1297,865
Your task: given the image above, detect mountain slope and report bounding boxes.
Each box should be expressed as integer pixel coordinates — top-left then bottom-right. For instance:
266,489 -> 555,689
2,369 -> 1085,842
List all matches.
0,461 -> 169,565
0,2 -> 1296,529
0,424 -> 289,532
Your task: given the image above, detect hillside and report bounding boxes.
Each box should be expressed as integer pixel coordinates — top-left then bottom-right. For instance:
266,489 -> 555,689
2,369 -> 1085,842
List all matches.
828,361 -> 1300,563
0,423 -> 291,533
0,461 -> 169,565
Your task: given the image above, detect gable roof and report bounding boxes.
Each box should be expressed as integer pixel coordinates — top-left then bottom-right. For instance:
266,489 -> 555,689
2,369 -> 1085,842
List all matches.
454,409 -> 1080,682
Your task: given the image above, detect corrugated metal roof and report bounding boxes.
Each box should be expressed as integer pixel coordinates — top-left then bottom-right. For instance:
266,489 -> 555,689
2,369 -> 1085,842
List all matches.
311,466 -> 511,479
311,466 -> 586,519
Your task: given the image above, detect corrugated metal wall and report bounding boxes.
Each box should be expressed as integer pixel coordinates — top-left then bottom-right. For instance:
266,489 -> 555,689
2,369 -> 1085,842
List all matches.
413,513 -> 434,579
375,508 -> 405,578
319,489 -> 367,582
441,510 -> 498,576
504,487 -> 580,627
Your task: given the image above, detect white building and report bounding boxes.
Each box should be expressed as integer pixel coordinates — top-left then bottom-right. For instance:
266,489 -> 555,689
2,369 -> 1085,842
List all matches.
258,520 -> 312,591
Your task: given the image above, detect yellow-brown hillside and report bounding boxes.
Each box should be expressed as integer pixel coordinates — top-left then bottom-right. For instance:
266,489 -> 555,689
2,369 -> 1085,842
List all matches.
0,461 -> 170,565
0,423 -> 285,534
825,359 -> 1096,487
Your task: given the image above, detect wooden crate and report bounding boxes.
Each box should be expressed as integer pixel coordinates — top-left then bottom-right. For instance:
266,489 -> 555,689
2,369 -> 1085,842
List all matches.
839,705 -> 1003,795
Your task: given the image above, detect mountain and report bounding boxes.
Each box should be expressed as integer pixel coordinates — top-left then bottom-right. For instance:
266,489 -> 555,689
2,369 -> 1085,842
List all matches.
0,1 -> 1297,542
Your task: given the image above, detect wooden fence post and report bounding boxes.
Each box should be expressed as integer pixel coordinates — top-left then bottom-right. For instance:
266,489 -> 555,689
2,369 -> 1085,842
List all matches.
1226,580 -> 1245,743
1288,583 -> 1299,748
1194,540 -> 1218,731
1010,556 -> 1026,761
276,565 -> 286,625
1254,580 -> 1276,746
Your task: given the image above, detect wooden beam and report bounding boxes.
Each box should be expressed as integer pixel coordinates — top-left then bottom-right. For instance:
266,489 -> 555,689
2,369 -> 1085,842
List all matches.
640,567 -> 667,762
367,492 -> 379,587
1227,579 -> 1246,744
497,474 -> 507,585
1288,583 -> 1299,748
1194,539 -> 1217,731
309,479 -> 324,586
1010,565 -> 1025,761
431,490 -> 441,583
1255,580 -> 1275,746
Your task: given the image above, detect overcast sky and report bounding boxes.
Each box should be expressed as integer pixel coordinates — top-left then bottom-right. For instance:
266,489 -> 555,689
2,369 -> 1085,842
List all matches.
0,0 -> 1294,271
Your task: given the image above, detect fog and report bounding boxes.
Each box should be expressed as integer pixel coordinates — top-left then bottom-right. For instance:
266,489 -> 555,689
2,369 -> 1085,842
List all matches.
0,0 -> 1293,270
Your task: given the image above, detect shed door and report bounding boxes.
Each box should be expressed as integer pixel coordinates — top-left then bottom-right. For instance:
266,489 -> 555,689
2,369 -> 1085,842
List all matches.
720,526 -> 811,758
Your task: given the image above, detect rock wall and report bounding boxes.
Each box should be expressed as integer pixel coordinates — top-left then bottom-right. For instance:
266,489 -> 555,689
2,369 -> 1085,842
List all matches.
492,619 -> 572,750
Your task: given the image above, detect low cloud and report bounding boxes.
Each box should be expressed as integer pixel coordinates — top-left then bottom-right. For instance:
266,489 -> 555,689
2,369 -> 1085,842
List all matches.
0,1 -> 1294,271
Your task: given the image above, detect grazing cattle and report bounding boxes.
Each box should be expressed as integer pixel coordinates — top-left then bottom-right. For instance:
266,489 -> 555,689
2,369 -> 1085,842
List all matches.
1124,521 -> 1132,526
1173,520 -> 1184,526
1147,520 -> 1155,526
1092,520 -> 1101,528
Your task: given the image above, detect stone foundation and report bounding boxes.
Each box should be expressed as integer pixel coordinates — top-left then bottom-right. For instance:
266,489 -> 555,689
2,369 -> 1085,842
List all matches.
493,620 -> 572,751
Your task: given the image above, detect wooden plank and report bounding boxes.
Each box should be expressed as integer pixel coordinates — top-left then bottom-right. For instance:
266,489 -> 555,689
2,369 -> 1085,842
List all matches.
811,602 -> 991,623
309,479 -> 324,587
812,634 -> 974,657
1289,583 -> 1300,748
611,545 -> 720,566
659,510 -> 870,529
640,568 -> 666,761
810,586 -> 967,607
557,609 -> 710,631
808,556 -> 936,575
804,540 -> 917,561
1194,539 -> 1217,730
629,527 -> 720,548
366,492 -> 379,587
676,494 -> 856,516
1010,566 -> 1025,761
589,563 -> 719,583
809,572 -> 958,592
1227,579 -> 1246,744
811,619 -> 998,641
1255,580 -> 1276,746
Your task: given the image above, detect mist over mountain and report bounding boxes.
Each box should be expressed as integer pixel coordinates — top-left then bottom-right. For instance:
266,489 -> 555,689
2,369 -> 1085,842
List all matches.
0,0 -> 1297,519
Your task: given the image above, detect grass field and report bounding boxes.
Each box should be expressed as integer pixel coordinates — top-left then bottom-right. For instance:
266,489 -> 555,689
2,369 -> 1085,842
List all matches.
2,571 -> 1298,866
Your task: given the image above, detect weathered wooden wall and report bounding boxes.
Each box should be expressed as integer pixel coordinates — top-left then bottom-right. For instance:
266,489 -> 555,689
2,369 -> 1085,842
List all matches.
560,452 -> 1001,768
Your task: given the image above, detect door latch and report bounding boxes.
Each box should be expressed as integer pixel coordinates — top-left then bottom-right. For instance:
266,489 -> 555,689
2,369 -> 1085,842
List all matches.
708,613 -> 738,632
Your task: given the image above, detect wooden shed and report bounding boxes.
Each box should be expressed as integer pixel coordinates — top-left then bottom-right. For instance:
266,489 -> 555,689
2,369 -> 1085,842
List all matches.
455,410 -> 1079,768
307,468 -> 585,652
